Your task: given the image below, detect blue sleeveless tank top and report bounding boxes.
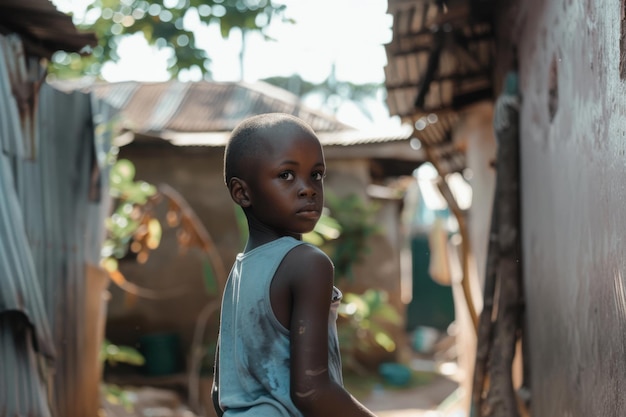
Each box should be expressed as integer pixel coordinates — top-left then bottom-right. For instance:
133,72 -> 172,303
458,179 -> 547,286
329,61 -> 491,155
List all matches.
216,236 -> 344,416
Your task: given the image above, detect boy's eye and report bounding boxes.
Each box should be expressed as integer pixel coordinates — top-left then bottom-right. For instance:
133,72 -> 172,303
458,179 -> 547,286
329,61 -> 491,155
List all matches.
312,172 -> 325,181
279,172 -> 294,180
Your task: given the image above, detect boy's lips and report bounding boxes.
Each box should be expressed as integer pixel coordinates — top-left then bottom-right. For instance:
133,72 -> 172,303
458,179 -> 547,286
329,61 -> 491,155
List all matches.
296,205 -> 321,218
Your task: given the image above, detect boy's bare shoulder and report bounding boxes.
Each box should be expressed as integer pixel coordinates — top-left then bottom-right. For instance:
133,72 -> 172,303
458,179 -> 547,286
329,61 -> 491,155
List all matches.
280,243 -> 334,279
290,243 -> 333,264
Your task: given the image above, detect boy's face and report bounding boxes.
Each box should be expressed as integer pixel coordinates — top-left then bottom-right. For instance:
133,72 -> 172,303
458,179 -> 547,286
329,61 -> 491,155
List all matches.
243,129 -> 325,236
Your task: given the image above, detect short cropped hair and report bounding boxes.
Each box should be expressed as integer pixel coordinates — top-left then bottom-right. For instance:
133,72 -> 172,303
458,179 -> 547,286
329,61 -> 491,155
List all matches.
223,113 -> 317,184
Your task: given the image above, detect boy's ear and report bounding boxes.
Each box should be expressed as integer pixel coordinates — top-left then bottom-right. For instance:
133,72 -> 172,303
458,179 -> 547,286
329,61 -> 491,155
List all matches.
228,177 -> 251,208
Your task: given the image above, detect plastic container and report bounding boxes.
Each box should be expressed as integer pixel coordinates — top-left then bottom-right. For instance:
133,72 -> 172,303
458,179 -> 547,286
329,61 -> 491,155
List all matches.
138,332 -> 183,376
378,362 -> 412,387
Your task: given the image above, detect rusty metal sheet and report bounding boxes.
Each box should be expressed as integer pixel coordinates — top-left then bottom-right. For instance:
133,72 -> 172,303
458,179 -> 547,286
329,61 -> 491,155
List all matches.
0,0 -> 96,56
384,0 -> 495,119
0,32 -> 55,417
0,30 -> 116,417
77,80 -> 354,133
0,33 -> 55,361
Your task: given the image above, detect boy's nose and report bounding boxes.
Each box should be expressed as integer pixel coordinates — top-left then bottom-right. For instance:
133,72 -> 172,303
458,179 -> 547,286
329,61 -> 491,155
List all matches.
298,185 -> 316,197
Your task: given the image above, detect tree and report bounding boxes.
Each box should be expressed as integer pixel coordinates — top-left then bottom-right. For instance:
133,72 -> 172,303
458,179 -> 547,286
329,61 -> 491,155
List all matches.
48,0 -> 290,79
262,66 -> 383,121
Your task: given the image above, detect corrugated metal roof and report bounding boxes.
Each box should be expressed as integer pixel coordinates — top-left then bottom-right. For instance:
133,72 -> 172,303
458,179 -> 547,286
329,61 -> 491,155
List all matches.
51,79 -> 422,152
151,123 -> 415,148
0,0 -> 97,57
384,0 -> 494,118
318,124 -> 416,146
383,0 -> 495,174
65,80 -> 356,133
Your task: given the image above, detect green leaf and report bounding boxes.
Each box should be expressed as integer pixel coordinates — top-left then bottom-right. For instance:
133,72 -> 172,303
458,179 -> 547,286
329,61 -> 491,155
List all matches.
373,304 -> 402,325
101,340 -> 145,366
110,158 -> 135,185
313,213 -> 341,240
48,0 -> 290,79
374,332 -> 396,352
362,289 -> 382,310
302,231 -> 324,246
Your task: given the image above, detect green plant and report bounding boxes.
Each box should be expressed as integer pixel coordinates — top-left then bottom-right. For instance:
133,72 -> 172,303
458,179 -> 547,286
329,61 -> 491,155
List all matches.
49,0 -> 289,79
100,339 -> 145,367
100,340 -> 145,412
307,194 -> 398,374
303,208 -> 341,246
337,289 -> 402,374
310,193 -> 380,282
101,158 -> 159,266
103,384 -> 136,412
100,158 -> 227,414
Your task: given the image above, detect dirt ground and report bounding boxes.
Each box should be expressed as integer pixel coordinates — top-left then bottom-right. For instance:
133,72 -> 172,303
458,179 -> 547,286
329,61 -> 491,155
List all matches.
101,330 -> 467,417
361,373 -> 461,417
101,376 -> 463,417
101,357 -> 466,417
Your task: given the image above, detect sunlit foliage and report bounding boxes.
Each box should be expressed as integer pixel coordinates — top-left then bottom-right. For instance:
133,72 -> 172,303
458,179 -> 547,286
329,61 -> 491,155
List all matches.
49,0 -> 289,79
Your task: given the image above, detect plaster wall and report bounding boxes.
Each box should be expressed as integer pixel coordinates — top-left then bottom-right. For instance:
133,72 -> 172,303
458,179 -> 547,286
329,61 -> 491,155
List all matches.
106,147 -> 236,353
451,101 -> 497,411
498,0 -> 626,414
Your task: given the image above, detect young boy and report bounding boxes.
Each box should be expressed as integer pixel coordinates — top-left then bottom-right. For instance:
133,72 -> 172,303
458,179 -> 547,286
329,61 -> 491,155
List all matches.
212,113 -> 378,416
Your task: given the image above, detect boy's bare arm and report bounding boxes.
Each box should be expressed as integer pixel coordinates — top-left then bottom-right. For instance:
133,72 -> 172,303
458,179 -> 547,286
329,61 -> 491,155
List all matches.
284,246 -> 378,417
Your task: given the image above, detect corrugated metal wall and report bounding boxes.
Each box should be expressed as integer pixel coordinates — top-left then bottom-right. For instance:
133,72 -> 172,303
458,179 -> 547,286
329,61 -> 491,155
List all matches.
497,0 -> 626,415
0,33 -> 116,417
0,33 -> 56,417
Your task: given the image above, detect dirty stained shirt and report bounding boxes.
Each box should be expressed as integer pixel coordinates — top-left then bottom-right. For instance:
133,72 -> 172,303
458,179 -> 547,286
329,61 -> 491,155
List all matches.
216,236 -> 343,416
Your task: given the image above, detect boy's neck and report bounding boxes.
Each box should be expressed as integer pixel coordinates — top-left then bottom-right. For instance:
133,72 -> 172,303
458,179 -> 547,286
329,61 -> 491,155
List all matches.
245,228 -> 302,253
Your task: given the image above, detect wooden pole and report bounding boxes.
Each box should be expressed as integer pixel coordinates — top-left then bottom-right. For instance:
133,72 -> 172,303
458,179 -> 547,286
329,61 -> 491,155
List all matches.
471,196 -> 499,415
425,147 -> 480,333
475,72 -> 526,417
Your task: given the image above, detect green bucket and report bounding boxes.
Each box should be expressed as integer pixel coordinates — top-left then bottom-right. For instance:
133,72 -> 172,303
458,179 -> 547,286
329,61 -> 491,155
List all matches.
139,332 -> 183,376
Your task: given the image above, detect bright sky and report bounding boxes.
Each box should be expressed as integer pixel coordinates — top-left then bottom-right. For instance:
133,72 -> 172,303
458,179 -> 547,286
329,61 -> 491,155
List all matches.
52,0 -> 400,128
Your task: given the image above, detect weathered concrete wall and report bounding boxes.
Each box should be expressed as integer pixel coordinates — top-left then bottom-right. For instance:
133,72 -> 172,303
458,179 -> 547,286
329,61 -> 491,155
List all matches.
106,147 -> 235,354
497,0 -> 626,415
